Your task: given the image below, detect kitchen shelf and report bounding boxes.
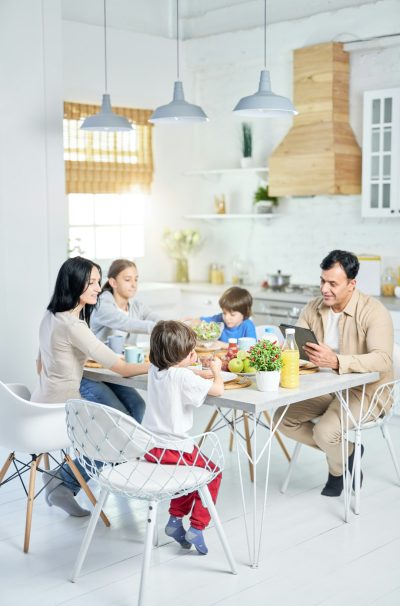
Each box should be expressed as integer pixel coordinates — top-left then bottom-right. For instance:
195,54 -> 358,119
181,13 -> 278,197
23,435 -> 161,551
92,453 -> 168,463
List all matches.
184,167 -> 268,177
183,213 -> 278,221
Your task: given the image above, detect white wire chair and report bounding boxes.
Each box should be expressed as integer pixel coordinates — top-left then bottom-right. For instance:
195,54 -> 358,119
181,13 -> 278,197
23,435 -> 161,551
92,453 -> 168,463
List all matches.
281,345 -> 400,517
65,399 -> 237,606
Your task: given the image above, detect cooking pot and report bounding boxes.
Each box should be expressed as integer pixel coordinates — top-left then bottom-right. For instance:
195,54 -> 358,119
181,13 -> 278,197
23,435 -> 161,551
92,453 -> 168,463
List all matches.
267,270 -> 291,291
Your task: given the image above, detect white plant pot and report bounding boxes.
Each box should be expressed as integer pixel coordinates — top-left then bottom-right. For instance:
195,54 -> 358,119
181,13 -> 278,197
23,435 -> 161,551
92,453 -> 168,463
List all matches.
240,156 -> 253,168
254,200 -> 273,214
256,370 -> 281,392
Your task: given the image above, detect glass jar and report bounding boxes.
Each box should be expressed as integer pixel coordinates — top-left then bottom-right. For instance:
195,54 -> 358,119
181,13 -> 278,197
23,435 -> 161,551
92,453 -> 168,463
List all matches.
381,266 -> 396,297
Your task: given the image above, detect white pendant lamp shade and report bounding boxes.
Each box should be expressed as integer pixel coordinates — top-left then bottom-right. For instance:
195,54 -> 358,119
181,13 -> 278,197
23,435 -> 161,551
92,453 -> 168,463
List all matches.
150,0 -> 208,124
81,94 -> 132,131
233,0 -> 296,118
149,81 -> 208,123
80,0 -> 132,132
233,70 -> 297,117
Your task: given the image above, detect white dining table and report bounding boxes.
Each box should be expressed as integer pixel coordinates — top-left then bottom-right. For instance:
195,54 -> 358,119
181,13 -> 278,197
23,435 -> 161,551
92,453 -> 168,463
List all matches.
83,367 -> 379,568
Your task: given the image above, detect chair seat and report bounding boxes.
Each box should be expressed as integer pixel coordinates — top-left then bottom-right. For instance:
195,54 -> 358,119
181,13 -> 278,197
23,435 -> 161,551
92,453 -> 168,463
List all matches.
98,460 -> 213,499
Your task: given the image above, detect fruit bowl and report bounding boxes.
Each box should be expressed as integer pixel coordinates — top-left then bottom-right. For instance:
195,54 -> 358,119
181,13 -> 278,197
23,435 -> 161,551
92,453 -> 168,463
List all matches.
193,321 -> 224,350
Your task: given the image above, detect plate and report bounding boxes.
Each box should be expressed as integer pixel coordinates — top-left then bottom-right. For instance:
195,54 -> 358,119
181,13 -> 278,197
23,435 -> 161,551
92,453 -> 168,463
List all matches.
221,371 -> 238,383
236,371 -> 256,377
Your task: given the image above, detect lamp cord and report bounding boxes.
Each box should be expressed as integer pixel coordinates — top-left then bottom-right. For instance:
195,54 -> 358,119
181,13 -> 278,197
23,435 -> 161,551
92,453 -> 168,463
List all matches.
264,0 -> 267,69
176,0 -> 180,80
104,0 -> 108,92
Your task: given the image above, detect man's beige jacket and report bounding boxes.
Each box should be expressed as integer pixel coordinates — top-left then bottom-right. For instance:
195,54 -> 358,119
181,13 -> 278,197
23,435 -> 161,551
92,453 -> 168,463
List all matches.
298,289 -> 394,407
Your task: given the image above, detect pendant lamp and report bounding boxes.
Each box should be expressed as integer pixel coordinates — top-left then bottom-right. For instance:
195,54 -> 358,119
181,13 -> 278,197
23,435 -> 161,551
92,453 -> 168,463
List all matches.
149,0 -> 208,124
233,0 -> 297,118
81,0 -> 132,132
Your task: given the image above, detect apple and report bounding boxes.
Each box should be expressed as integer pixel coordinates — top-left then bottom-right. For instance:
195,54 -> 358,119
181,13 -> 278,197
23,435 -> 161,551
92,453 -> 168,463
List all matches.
243,358 -> 256,373
228,357 -> 244,373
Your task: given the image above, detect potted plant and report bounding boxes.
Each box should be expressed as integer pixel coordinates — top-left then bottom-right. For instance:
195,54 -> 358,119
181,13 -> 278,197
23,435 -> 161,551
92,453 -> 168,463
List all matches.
248,340 -> 283,391
253,185 -> 278,214
240,123 -> 253,168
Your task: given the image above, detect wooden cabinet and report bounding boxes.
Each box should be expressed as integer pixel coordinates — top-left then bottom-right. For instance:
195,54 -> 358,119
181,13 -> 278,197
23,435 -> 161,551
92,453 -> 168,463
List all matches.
362,88 -> 400,218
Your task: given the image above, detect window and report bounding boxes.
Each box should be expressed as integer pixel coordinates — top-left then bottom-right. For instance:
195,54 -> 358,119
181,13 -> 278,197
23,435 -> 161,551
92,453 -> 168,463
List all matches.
64,102 -> 153,259
68,192 -> 146,260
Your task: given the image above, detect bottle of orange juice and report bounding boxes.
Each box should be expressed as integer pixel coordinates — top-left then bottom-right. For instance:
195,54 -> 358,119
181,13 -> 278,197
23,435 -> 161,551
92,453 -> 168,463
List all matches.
280,328 -> 299,388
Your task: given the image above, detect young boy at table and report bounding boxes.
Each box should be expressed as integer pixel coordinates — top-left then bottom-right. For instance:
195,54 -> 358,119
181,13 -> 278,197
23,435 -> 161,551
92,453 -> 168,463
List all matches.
189,286 -> 257,348
142,320 -> 224,554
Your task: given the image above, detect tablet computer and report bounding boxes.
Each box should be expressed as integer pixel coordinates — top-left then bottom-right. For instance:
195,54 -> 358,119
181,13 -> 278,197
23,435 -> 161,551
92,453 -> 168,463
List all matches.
279,324 -> 319,362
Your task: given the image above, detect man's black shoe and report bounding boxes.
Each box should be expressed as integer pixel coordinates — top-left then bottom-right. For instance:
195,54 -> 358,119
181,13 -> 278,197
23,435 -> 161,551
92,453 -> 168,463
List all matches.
321,473 -> 344,497
321,444 -> 365,497
348,444 -> 365,490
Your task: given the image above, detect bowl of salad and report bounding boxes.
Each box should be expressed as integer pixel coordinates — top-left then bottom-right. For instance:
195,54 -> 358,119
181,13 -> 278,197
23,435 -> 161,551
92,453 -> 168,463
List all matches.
192,321 -> 224,349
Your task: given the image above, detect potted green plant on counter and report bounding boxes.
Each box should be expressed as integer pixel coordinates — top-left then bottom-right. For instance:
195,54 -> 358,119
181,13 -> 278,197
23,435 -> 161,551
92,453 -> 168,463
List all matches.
248,340 -> 283,391
240,123 -> 253,168
253,184 -> 278,214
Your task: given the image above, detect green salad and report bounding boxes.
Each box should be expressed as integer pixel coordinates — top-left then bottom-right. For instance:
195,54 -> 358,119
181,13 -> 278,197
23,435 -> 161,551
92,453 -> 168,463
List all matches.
193,321 -> 223,341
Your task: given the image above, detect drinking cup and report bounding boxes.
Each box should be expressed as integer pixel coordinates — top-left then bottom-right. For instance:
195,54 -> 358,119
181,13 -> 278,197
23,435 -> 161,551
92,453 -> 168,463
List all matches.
124,346 -> 144,363
106,335 -> 124,354
238,337 -> 256,351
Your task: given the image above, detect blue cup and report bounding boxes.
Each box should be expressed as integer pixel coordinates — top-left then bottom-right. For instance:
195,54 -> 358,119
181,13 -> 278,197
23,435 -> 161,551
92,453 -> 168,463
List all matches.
238,337 -> 257,351
106,334 -> 124,354
124,346 -> 144,363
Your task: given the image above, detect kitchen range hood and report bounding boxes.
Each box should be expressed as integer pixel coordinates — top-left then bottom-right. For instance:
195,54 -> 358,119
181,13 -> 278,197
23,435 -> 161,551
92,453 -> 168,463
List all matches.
269,42 -> 361,196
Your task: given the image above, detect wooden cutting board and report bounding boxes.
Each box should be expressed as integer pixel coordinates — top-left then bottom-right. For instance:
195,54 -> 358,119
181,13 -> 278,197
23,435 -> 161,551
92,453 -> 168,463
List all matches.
299,361 -> 319,374
224,378 -> 253,390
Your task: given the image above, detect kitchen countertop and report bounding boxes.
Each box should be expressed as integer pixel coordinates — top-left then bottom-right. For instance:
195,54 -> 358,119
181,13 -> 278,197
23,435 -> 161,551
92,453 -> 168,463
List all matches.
138,281 -> 400,312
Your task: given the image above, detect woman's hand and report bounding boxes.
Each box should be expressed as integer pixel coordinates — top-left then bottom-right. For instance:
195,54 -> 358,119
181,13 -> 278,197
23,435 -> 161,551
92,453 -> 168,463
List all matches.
111,358 -> 150,377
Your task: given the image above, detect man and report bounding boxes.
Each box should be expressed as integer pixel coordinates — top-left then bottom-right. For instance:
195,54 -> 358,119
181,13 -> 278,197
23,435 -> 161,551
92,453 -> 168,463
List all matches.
274,250 -> 393,497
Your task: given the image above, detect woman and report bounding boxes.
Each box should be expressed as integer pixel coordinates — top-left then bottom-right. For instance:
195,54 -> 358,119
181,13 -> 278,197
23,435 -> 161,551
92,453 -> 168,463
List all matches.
31,256 -> 149,517
80,259 -> 159,420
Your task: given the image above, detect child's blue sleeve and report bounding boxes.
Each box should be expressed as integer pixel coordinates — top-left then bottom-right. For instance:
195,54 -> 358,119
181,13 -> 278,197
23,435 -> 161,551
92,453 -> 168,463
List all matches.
199,313 -> 223,323
244,319 -> 257,339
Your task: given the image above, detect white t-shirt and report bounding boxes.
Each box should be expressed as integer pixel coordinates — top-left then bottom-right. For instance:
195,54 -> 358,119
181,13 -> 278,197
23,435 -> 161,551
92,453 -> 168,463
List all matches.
142,364 -> 212,452
324,309 -> 343,353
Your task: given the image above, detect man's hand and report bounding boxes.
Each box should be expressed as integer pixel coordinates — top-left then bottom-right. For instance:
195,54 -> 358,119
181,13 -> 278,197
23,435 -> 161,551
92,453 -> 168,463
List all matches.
302,342 -> 339,370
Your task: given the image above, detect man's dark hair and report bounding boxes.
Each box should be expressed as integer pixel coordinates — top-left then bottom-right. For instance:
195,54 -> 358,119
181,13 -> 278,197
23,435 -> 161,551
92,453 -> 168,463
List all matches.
320,250 -> 359,280
47,256 -> 102,325
150,320 -> 197,370
219,287 -> 253,319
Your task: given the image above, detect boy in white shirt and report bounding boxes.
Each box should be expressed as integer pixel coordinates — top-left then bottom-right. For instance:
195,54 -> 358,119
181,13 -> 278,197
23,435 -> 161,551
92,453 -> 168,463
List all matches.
142,320 -> 224,555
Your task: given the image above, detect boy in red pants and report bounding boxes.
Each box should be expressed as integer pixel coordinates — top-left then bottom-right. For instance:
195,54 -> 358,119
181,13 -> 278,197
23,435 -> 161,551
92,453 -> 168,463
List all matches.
143,320 -> 224,554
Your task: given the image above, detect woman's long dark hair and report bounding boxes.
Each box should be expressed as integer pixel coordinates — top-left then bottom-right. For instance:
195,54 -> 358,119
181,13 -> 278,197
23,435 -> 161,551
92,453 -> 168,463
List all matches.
47,257 -> 102,325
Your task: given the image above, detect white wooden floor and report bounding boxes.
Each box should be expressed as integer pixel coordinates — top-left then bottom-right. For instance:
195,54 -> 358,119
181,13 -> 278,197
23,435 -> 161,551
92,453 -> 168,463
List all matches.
2,404 -> 400,606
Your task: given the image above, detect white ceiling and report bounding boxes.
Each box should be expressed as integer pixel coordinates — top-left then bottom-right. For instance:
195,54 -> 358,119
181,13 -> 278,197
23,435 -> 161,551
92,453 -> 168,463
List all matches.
61,0 -> 384,39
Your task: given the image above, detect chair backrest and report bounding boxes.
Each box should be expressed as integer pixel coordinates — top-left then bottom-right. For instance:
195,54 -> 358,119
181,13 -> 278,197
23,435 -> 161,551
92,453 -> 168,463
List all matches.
0,380 -> 69,454
65,399 -> 224,500
255,324 -> 284,344
362,345 -> 400,422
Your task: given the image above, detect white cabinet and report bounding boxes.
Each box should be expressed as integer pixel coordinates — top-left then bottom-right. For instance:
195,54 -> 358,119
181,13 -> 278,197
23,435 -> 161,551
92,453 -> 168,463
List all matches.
180,291 -> 220,318
136,284 -> 181,320
362,88 -> 400,218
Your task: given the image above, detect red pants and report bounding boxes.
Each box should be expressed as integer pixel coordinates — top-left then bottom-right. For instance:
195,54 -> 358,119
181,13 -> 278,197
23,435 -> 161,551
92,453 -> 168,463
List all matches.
145,447 -> 222,530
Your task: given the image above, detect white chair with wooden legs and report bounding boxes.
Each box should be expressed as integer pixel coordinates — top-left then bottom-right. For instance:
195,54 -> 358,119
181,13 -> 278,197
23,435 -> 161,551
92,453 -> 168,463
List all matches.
66,399 -> 237,606
0,381 -> 110,553
281,345 -> 400,517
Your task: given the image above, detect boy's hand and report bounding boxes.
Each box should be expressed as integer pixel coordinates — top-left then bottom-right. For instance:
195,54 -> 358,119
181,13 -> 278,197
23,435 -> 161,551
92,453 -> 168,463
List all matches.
210,356 -> 222,373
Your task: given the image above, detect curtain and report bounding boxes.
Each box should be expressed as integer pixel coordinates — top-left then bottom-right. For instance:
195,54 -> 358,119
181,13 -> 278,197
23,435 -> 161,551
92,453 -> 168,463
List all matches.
64,102 -> 154,194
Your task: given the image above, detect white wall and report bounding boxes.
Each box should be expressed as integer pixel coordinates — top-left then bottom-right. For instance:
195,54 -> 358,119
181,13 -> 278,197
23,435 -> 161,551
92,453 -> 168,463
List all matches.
178,0 -> 400,285
61,1 -> 400,289
0,0 -> 66,389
